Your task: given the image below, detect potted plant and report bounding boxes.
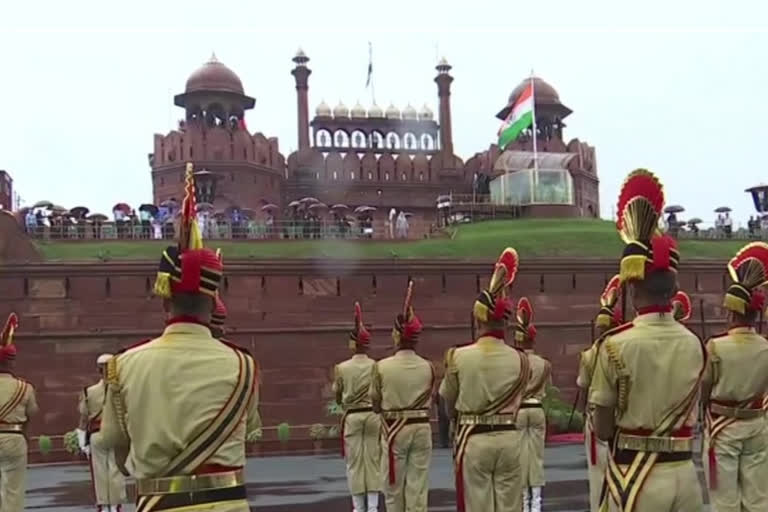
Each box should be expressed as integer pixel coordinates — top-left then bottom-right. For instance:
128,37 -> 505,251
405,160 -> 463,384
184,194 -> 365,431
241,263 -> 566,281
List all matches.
38,435 -> 52,460
63,430 -> 81,459
543,385 -> 585,436
246,427 -> 263,456
309,423 -> 326,453
276,422 -> 291,450
327,399 -> 343,417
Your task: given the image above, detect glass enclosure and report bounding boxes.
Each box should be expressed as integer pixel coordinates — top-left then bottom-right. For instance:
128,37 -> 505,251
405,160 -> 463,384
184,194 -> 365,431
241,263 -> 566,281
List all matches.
490,169 -> 574,206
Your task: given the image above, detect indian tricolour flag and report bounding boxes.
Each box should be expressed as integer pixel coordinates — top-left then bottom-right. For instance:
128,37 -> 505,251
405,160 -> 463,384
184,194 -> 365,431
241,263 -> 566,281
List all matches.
498,82 -> 534,150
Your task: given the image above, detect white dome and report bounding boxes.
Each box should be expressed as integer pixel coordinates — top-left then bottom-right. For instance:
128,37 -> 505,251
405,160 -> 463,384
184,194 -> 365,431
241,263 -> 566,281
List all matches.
315,100 -> 331,117
368,103 -> 384,118
385,103 -> 401,120
419,104 -> 434,120
402,103 -> 418,120
350,101 -> 367,118
333,100 -> 349,118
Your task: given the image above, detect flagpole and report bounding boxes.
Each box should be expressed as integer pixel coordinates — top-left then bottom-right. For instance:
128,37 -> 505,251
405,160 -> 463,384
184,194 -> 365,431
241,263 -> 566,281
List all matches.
368,42 -> 376,106
530,70 -> 539,203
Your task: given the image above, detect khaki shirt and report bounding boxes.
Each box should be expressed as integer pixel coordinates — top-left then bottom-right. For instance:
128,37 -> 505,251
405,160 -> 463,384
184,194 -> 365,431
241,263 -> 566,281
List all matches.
590,312 -> 704,431
78,380 -> 106,430
704,327 -> 768,403
334,354 -> 375,409
370,350 -> 434,411
523,350 -> 551,400
439,336 -> 527,415
101,323 -> 260,478
0,373 -> 38,423
577,344 -> 598,391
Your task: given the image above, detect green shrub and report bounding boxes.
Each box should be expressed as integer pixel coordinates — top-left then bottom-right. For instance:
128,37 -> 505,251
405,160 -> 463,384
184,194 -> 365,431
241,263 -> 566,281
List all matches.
325,425 -> 340,439
246,427 -> 263,442
326,400 -> 343,417
276,422 -> 291,443
38,435 -> 52,455
63,430 -> 80,454
543,385 -> 584,433
309,423 -> 326,440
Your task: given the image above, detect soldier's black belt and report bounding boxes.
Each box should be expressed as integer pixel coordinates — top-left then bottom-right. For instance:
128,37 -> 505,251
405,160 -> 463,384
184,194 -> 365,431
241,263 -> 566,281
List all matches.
139,485 -> 246,511
346,407 -> 373,414
520,403 -> 543,409
384,417 -> 430,427
471,424 -> 517,434
613,448 -> 691,465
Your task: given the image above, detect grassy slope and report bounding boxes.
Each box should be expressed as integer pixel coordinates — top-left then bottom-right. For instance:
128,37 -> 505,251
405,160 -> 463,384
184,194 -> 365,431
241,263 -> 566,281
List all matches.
33,219 -> 743,262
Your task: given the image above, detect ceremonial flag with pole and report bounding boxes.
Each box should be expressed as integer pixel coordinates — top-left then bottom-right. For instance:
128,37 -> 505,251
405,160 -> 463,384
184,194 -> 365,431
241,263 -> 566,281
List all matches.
365,42 -> 373,87
498,79 -> 535,150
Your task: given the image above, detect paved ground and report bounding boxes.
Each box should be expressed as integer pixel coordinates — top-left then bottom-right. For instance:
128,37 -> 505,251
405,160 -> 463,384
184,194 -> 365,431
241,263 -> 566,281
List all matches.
27,444 -> 710,511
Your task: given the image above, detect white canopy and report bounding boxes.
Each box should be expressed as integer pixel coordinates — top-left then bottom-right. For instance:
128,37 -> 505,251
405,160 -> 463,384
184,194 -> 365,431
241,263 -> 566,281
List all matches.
493,150 -> 576,173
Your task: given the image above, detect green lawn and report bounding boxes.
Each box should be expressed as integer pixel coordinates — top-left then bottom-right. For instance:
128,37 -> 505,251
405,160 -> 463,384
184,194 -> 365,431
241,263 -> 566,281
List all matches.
33,219 -> 744,262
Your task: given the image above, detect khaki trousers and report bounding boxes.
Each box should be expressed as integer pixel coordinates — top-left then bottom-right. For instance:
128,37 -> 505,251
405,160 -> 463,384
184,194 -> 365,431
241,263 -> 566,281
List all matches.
90,432 -> 127,505
606,460 -> 702,512
0,434 -> 26,512
381,422 -> 432,512
462,430 -> 523,512
516,407 -> 546,488
705,417 -> 768,512
584,420 -> 608,512
344,411 -> 383,494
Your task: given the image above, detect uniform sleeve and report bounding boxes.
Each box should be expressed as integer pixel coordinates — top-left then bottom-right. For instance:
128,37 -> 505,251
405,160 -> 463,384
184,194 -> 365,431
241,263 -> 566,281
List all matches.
246,358 -> 262,439
576,347 -> 593,390
77,389 -> 88,430
100,360 -> 131,450
25,385 -> 39,418
589,341 -> 618,408
332,364 -> 343,406
438,348 -> 459,404
369,362 -> 382,411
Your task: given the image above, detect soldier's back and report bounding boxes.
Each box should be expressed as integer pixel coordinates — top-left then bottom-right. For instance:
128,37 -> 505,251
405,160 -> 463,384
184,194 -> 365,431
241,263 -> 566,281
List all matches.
377,350 -> 433,410
117,323 -> 250,478
453,337 -> 524,414
336,355 -> 375,407
601,316 -> 704,430
709,328 -> 768,402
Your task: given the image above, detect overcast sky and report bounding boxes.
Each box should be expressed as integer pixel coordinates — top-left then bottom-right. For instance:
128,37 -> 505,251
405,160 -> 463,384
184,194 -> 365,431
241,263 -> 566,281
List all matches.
1,1 -> 766,226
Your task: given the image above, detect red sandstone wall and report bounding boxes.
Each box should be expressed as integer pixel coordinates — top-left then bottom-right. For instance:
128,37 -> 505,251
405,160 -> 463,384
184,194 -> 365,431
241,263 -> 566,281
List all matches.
0,259 -> 731,436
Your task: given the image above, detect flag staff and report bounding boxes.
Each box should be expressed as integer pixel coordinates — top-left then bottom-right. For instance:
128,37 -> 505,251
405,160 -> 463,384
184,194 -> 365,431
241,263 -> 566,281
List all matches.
530,70 -> 539,201
366,42 -> 376,106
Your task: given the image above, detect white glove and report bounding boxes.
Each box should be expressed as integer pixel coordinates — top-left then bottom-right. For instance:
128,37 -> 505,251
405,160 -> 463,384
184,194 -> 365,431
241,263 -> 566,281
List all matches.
76,428 -> 86,450
82,445 -> 90,457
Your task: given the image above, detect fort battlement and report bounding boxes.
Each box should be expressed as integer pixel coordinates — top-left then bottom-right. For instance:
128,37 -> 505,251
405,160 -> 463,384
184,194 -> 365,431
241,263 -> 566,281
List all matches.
0,258 -> 730,437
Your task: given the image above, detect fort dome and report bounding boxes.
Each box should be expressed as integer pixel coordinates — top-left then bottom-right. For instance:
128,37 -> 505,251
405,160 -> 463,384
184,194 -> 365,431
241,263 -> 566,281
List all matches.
185,54 -> 245,95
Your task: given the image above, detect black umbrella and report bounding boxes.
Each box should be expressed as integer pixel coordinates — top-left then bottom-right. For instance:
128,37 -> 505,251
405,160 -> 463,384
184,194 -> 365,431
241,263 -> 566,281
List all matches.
69,206 -> 90,219
139,204 -> 159,215
664,205 -> 684,214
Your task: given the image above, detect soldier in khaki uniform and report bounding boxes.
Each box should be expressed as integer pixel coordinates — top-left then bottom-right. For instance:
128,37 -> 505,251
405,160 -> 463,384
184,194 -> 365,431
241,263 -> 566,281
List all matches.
514,298 -> 551,512
0,313 -> 39,512
333,302 -> 382,512
101,164 -> 261,512
370,282 -> 434,512
77,354 -> 127,512
590,169 -> 705,512
440,248 -> 531,512
702,242 -> 768,512
577,275 -> 621,512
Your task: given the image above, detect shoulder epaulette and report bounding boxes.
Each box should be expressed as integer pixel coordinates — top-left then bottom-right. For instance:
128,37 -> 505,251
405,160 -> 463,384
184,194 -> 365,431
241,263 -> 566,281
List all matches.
218,338 -> 252,356
706,332 -> 729,344
116,338 -> 152,355
602,321 -> 634,339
